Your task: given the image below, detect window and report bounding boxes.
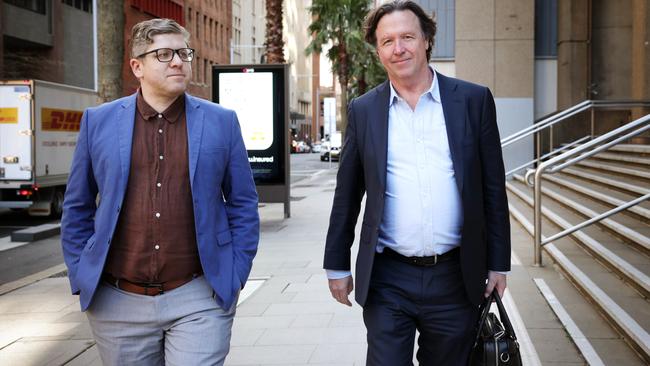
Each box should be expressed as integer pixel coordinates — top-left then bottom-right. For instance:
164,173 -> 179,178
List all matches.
210,19 -> 214,47
187,7 -> 192,27
204,59 -> 209,85
417,0 -> 455,59
196,11 -> 200,35
535,0 -> 557,58
8,0 -> 46,14
197,57 -> 202,83
204,16 -> 208,44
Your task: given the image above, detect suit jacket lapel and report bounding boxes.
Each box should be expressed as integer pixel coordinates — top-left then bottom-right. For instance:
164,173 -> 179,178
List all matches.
374,81 -> 391,190
438,73 -> 466,194
117,94 -> 137,195
185,94 -> 204,187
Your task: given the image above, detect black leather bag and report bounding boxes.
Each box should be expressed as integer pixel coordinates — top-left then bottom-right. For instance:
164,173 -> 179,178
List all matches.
469,290 -> 522,366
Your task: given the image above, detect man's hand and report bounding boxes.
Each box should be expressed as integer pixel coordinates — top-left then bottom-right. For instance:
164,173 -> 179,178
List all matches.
329,276 -> 353,306
484,271 -> 507,298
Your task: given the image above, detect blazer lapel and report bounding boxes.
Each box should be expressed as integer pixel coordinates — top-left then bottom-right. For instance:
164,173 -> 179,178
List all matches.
373,81 -> 391,190
185,94 -> 204,187
438,73 -> 466,193
117,94 -> 137,195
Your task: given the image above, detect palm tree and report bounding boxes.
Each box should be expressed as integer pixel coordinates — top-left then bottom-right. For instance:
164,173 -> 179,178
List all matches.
264,0 -> 286,63
307,0 -> 383,135
97,0 -> 124,102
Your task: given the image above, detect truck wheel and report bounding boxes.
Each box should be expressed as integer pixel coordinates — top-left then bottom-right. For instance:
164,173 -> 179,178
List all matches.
51,190 -> 64,218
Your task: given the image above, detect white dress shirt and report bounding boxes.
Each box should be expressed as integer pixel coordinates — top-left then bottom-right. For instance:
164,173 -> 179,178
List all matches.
327,67 -> 463,280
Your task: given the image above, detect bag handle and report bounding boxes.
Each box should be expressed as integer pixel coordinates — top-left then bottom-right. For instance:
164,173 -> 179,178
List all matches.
492,289 -> 518,341
471,290 -> 495,347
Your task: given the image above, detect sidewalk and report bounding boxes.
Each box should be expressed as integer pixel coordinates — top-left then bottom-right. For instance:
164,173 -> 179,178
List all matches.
0,167 -> 586,365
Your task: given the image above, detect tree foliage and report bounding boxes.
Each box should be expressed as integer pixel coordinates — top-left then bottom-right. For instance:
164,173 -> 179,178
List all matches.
307,0 -> 386,133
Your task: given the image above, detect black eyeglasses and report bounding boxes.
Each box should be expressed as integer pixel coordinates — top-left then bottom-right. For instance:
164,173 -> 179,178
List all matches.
136,48 -> 195,62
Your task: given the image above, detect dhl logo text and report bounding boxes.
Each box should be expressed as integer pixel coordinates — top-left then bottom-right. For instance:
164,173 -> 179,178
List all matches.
0,108 -> 18,123
42,108 -> 82,132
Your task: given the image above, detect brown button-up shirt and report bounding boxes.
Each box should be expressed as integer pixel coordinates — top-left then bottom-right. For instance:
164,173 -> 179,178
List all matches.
105,91 -> 202,284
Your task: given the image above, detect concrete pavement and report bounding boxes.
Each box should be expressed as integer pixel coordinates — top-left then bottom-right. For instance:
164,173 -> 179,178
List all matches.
0,166 -> 593,365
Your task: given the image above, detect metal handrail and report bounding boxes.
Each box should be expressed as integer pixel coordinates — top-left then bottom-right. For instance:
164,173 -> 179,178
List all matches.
501,100 -> 650,148
524,114 -> 650,266
501,100 -> 650,179
505,135 -> 590,177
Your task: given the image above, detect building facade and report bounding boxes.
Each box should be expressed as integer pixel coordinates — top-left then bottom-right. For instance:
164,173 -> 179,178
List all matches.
284,0 -> 315,140
231,0 -> 265,64
1,0 -> 94,89
403,0 -> 650,171
122,0 -> 231,100
183,0 -> 231,99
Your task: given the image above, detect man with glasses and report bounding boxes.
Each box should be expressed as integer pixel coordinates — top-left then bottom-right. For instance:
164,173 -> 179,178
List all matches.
61,18 -> 259,365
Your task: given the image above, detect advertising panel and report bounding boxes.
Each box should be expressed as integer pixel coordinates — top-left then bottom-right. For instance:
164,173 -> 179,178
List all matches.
213,65 -> 288,186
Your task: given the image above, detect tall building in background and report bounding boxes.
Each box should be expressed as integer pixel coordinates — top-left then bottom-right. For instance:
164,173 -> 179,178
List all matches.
283,0 -> 314,140
232,0 -> 265,64
1,0 -> 94,89
183,0 -> 231,99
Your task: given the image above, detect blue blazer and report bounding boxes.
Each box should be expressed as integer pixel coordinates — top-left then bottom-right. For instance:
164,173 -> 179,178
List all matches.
324,74 -> 511,307
61,93 -> 260,311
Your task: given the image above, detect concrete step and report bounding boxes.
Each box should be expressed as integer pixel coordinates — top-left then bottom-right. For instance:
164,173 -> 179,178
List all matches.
576,160 -> 650,181
507,181 -> 650,298
513,175 -> 650,255
507,193 -> 650,364
608,144 -> 650,157
563,167 -> 649,196
592,152 -> 650,168
608,144 -> 650,155
547,173 -> 650,221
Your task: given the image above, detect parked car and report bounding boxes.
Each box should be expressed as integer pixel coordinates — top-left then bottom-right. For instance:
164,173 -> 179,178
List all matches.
291,140 -> 311,153
311,143 -> 322,153
320,146 -> 340,162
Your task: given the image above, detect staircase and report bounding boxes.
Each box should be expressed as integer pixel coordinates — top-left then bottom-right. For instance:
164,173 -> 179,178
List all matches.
507,144 -> 650,364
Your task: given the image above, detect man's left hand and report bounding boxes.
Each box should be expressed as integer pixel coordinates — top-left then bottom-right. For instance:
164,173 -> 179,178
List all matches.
484,271 -> 507,298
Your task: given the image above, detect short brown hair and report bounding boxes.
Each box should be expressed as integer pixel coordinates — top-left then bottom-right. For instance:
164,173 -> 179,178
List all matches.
130,18 -> 190,58
364,0 -> 437,60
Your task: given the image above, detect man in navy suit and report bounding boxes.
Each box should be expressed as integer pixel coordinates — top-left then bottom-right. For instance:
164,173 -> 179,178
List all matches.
324,1 -> 510,364
61,19 -> 259,365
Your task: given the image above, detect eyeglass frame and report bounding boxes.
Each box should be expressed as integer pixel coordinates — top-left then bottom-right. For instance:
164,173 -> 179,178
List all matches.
136,48 -> 196,63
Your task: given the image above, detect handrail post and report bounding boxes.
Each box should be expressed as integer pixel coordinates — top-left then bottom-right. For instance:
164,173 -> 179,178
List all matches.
590,108 -> 595,138
549,125 -> 554,153
534,168 -> 544,266
535,130 -> 542,166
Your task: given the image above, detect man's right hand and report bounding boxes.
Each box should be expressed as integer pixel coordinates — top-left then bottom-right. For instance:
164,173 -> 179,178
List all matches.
328,276 -> 353,306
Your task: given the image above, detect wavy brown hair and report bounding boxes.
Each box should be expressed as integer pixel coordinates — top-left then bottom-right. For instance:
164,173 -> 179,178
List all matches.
363,0 -> 437,61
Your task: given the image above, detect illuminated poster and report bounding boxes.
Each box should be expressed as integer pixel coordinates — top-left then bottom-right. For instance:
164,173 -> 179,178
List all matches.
218,72 -> 274,150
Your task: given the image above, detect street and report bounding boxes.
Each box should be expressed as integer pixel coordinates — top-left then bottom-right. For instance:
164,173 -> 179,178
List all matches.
0,153 -> 336,286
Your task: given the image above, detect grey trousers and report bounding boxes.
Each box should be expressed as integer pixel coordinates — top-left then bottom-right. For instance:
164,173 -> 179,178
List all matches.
86,276 -> 237,366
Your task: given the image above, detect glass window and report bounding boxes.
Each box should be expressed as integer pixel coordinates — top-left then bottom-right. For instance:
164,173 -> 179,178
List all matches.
535,0 -> 558,58
415,0 -> 455,59
7,0 -> 47,14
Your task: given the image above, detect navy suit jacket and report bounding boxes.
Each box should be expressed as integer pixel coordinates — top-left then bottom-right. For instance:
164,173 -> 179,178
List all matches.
324,74 -> 511,306
61,93 -> 259,311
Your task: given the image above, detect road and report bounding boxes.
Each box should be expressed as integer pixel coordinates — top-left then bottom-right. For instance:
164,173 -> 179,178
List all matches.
0,153 -> 336,285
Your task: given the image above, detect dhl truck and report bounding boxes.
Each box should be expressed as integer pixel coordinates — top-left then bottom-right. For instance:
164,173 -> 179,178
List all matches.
0,80 -> 97,217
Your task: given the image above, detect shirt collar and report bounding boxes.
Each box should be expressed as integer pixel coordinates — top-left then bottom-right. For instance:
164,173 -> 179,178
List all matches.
389,65 -> 441,106
136,90 -> 185,124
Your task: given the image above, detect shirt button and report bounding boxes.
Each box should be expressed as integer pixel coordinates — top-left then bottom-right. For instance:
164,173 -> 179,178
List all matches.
158,129 -> 163,134
157,114 -> 162,119
154,244 -> 160,250
159,155 -> 164,160
155,212 -> 160,218
156,182 -> 162,187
